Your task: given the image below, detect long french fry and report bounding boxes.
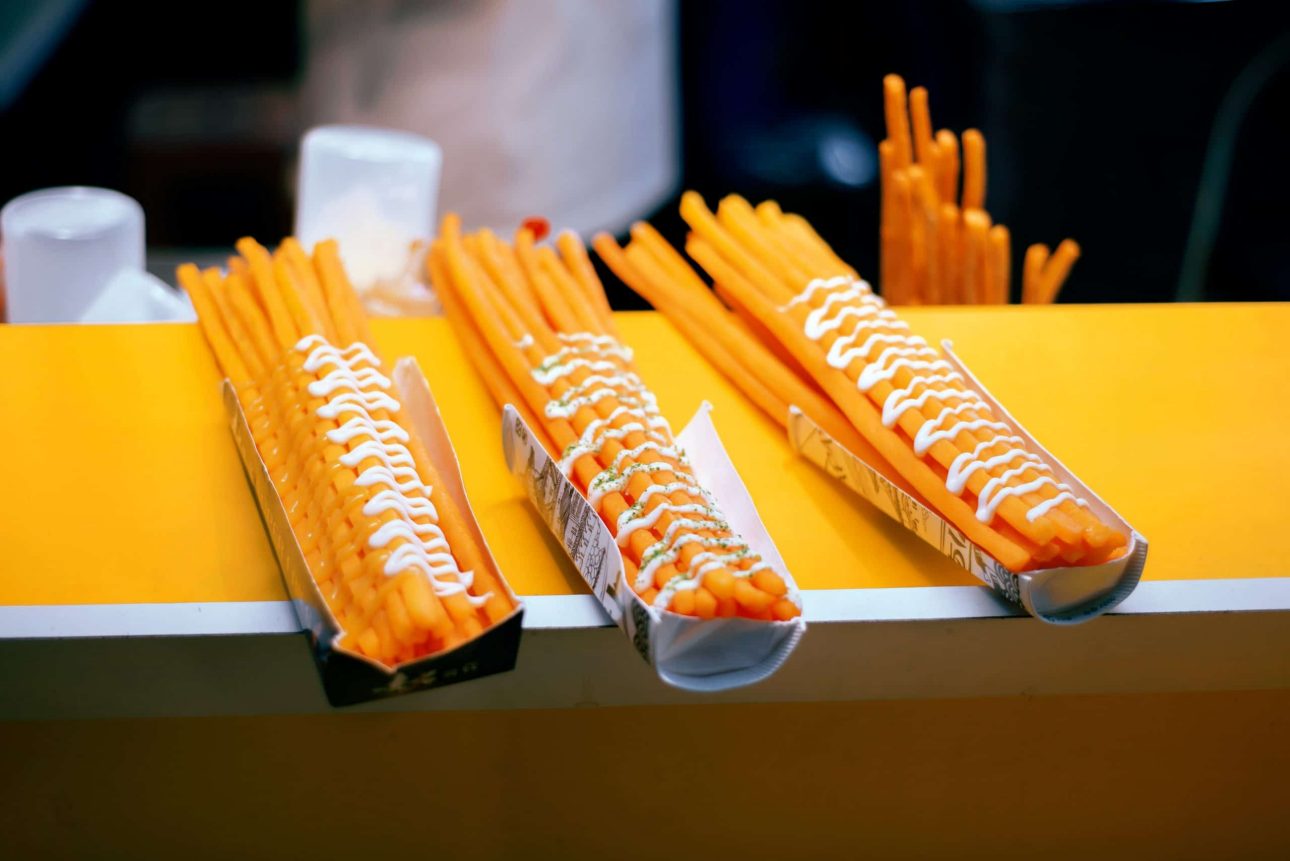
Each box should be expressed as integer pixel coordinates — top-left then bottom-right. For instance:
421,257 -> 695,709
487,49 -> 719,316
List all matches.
935,129 -> 960,205
557,229 -> 617,334
879,139 -> 897,300
939,203 -> 962,304
889,171 -> 914,305
1022,243 -> 1051,305
963,209 -> 991,305
910,87 -> 937,171
883,74 -> 914,169
1039,239 -> 1080,304
912,168 -> 942,305
989,225 -> 1011,305
431,244 -> 554,454
906,166 -> 933,305
961,129 -> 987,211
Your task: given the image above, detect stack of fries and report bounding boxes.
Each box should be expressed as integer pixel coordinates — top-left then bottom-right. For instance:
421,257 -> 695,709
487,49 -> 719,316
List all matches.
600,193 -> 1127,572
179,239 -> 514,667
427,216 -> 801,621
879,74 -> 1079,305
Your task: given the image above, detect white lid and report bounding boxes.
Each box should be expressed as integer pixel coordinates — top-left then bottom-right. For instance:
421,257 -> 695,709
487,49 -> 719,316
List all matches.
295,125 -> 443,290
1,186 -> 145,324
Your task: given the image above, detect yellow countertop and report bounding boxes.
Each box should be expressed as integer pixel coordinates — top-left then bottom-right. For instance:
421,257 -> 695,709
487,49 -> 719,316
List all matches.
2,303 -> 1286,607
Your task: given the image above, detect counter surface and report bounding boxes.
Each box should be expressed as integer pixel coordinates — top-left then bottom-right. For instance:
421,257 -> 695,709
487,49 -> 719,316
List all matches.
3,304 -> 1286,605
2,304 -> 1287,718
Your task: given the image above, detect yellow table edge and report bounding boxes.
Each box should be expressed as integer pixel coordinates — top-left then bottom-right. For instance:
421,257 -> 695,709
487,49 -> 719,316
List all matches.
1,304 -> 1288,611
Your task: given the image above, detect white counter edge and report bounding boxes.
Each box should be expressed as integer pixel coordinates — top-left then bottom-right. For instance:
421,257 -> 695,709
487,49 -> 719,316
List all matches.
2,578 -> 1289,640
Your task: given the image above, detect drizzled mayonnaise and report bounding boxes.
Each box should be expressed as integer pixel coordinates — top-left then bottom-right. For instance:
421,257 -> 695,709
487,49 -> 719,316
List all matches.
533,333 -> 773,610
781,275 -> 860,310
784,279 -> 1092,527
615,502 -> 717,548
295,334 -> 487,604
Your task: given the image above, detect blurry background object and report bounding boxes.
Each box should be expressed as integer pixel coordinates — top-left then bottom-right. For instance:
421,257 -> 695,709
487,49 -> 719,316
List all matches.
0,0 -> 1285,308
871,73 -> 1080,306
966,0 -> 1290,302
1175,27 -> 1290,302
0,0 -> 302,264
296,124 -> 443,315
0,0 -> 88,114
1,186 -> 191,324
300,0 -> 679,239
675,0 -> 1290,305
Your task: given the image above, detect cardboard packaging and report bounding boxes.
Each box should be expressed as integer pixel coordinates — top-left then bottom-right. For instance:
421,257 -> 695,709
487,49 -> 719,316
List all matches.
502,402 -> 806,691
226,358 -> 523,706
788,342 -> 1146,623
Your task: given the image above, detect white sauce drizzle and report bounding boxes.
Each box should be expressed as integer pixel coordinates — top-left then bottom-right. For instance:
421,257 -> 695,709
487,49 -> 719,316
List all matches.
607,440 -> 685,474
803,287 -> 870,336
587,461 -> 682,510
823,313 -> 908,357
533,358 -> 628,386
555,404 -> 673,476
632,480 -> 712,509
363,489 -> 438,522
556,332 -> 629,350
326,417 -> 409,446
781,275 -> 870,309
913,414 -> 1011,457
1026,491 -> 1089,522
947,445 -> 1045,496
294,334 -> 487,605
636,532 -> 738,592
540,341 -> 634,367
615,502 -> 717,548
544,377 -> 658,419
689,550 -> 754,580
559,423 -> 662,477
534,333 -> 783,606
976,476 -> 1060,524
789,281 -> 1096,527
882,385 -> 984,428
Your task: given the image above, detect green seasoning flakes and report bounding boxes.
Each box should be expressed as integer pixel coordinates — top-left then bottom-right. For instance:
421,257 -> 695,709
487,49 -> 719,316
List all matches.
642,544 -> 669,566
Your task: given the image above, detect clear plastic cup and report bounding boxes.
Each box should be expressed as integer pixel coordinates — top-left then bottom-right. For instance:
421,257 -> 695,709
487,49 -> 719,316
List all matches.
1,186 -> 146,324
295,125 -> 443,290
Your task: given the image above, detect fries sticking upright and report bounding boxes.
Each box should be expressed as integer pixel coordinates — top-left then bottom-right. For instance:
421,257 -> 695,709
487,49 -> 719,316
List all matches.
597,191 -> 1127,573
179,239 -> 514,668
880,74 -> 1079,305
427,216 -> 801,622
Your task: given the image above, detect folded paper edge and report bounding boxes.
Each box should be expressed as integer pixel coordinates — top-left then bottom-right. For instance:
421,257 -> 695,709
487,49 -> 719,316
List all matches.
222,357 -> 522,688
784,342 -> 1147,623
502,401 -> 805,690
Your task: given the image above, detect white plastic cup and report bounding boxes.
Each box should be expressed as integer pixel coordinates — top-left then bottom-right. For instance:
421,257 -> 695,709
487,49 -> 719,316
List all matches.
295,125 -> 443,290
1,187 -> 146,324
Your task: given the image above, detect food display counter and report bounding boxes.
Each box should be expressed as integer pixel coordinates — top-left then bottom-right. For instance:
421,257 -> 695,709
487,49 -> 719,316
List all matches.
2,303 -> 1286,718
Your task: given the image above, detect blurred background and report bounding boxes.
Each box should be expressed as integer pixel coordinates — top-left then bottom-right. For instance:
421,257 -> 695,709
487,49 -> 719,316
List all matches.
1,0 -> 1287,309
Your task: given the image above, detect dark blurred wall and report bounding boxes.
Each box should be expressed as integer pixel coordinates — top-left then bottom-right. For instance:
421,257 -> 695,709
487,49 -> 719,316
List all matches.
0,0 -> 300,247
3,0 -> 1286,303
663,0 -> 1289,303
980,1 -> 1290,302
